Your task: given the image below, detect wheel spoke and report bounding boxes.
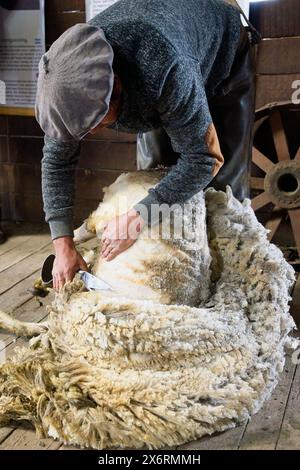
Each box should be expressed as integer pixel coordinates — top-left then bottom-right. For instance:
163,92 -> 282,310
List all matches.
265,206 -> 283,241
288,208 -> 300,258
250,177 -> 265,190
253,115 -> 268,135
270,110 -> 290,161
251,191 -> 272,211
252,148 -> 274,174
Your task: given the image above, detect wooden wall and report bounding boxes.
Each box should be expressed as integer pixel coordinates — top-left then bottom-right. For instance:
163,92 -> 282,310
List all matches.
250,0 -> 300,109
0,0 -> 137,225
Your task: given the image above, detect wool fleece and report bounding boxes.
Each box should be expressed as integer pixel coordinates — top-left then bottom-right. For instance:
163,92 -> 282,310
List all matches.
0,171 -> 297,450
77,170 -> 212,306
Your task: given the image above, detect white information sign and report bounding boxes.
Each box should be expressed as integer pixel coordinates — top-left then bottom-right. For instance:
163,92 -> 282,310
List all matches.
85,0 -> 120,21
0,0 -> 45,115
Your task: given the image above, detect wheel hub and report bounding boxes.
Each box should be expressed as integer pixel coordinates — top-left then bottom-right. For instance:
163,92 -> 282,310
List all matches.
264,160 -> 300,209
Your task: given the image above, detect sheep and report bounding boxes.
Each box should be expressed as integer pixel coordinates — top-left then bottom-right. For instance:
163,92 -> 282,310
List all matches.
74,170 -> 212,306
0,172 -> 297,450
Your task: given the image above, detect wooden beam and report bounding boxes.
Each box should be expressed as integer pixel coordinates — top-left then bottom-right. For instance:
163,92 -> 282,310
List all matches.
270,111 -> 290,162
239,356 -> 296,450
276,362 -> 300,449
177,423 -> 247,450
252,148 -> 275,174
251,192 -> 272,211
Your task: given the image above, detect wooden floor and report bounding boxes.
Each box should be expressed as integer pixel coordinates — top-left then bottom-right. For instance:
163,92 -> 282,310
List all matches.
0,222 -> 299,451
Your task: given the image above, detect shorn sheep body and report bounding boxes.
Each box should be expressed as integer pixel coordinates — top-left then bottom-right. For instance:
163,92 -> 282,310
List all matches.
0,171 -> 297,449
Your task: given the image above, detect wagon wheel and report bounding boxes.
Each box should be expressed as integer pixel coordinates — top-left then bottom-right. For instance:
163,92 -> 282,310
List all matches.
251,102 -> 300,260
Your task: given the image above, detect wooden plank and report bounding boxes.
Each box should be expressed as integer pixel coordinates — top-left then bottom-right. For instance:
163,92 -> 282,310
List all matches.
4,122 -> 135,142
1,193 -> 102,225
277,363 -> 300,449
1,192 -> 44,223
0,136 -> 8,163
0,426 -> 61,450
256,74 -> 300,110
251,192 -> 272,211
45,0 -> 85,13
0,270 -> 42,312
0,223 -> 45,256
79,140 -> 137,171
239,356 -> 296,450
1,164 -> 122,200
7,116 -> 43,137
45,12 -> 86,45
75,169 -> 123,200
8,137 -> 137,169
0,236 -> 97,312
241,276 -> 300,450
1,162 -> 42,195
249,0 -> 300,38
0,242 -> 53,296
84,128 -> 136,143
177,423 -> 247,450
0,296 -> 52,349
0,232 -> 51,273
256,37 -> 300,75
0,427 -> 15,445
8,136 -> 43,164
59,444 -> 82,450
0,115 -> 7,135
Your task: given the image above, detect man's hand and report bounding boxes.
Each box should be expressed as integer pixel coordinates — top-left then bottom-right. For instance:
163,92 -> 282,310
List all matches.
52,236 -> 88,291
101,209 -> 145,261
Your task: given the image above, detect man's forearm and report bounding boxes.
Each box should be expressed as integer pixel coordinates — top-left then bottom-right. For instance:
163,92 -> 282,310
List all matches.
41,135 -> 81,240
134,153 -> 215,225
53,235 -> 76,255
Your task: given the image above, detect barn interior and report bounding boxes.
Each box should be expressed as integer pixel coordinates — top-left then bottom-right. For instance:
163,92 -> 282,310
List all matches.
0,0 -> 300,453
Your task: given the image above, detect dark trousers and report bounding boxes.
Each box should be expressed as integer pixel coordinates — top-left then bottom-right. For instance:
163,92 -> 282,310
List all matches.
137,27 -> 256,201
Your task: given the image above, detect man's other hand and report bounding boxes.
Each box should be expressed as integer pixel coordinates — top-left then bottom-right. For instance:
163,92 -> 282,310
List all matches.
101,209 -> 144,261
52,236 -> 88,291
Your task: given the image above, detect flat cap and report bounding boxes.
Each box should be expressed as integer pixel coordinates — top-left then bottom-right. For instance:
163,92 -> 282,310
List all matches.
35,23 -> 114,141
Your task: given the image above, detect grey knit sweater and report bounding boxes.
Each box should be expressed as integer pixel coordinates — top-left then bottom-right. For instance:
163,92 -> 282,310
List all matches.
41,0 -> 242,239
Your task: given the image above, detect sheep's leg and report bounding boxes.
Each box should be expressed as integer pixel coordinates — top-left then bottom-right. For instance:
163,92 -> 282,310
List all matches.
0,311 -> 47,338
74,219 -> 96,244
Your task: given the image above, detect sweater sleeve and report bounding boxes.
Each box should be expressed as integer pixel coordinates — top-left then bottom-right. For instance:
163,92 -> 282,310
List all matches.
134,58 -> 224,225
41,135 -> 81,240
